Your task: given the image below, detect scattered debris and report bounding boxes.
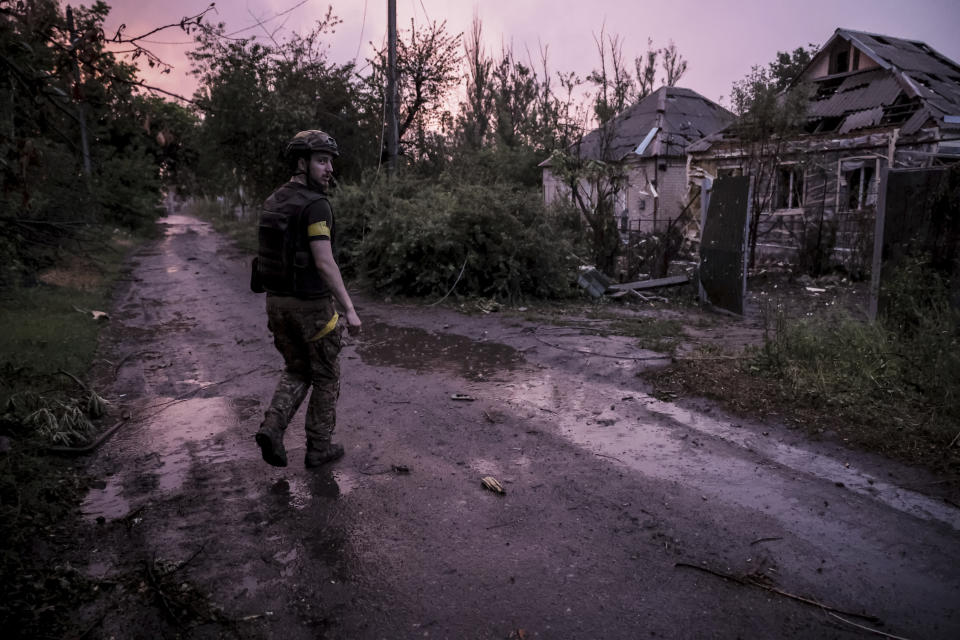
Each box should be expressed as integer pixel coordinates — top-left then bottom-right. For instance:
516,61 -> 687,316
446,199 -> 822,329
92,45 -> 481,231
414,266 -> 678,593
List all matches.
750,536 -> 784,546
577,267 -> 612,298
576,269 -> 689,299
72,305 -> 109,321
531,335 -> 670,361
391,464 -> 410,474
674,562 -> 883,625
481,476 -> 505,495
824,612 -> 913,640
450,393 -> 475,401
628,289 -> 669,303
607,274 -> 690,293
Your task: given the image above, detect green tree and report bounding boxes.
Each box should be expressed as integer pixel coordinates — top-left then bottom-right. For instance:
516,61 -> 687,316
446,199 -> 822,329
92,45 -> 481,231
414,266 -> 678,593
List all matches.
730,45 -> 817,266
189,9 -> 371,210
0,0 -> 201,284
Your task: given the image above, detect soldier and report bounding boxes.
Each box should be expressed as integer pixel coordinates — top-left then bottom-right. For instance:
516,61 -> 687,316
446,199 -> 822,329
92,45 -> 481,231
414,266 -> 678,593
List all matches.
252,129 -> 361,468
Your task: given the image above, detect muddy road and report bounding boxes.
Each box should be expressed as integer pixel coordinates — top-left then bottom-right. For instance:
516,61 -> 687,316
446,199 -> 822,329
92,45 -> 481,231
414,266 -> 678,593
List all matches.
77,214 -> 959,639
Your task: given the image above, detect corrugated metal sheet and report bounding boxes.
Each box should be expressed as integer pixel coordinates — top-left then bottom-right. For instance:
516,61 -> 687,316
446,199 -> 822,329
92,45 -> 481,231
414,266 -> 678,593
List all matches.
809,76 -> 903,117
902,107 -> 932,135
838,107 -> 885,134
842,30 -> 960,77
794,29 -> 960,134
837,69 -> 887,92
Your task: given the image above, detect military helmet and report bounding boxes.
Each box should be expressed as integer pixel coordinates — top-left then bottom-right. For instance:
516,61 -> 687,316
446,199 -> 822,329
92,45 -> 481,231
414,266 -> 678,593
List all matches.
285,129 -> 339,158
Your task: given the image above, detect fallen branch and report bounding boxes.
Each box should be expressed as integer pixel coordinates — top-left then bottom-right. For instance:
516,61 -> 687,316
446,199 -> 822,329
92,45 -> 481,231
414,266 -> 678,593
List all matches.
674,562 -> 882,625
531,335 -> 671,361
594,452 -> 624,463
825,611 -> 912,640
429,256 -> 468,307
629,289 -> 668,303
138,366 -> 270,419
750,536 -> 783,546
47,415 -> 129,456
160,543 -> 208,579
57,368 -> 89,392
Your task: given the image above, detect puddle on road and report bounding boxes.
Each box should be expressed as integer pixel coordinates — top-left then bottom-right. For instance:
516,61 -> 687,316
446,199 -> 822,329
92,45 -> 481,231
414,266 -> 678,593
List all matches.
356,319 -> 524,381
506,373 -> 960,532
160,214 -> 212,236
644,399 -> 960,530
82,396 -> 235,522
81,475 -> 131,521
331,470 -> 359,496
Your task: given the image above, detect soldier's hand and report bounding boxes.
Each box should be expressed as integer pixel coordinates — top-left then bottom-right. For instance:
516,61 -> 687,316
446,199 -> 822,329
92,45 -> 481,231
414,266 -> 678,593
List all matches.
344,309 -> 362,336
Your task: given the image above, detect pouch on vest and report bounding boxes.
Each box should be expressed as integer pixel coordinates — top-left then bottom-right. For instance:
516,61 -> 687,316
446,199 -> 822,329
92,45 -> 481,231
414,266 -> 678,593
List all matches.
250,257 -> 265,293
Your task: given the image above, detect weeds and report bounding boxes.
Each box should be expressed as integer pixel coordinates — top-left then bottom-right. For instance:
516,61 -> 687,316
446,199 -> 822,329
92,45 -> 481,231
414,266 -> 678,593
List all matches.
646,262 -> 959,473
743,261 -> 960,465
0,231 -> 141,637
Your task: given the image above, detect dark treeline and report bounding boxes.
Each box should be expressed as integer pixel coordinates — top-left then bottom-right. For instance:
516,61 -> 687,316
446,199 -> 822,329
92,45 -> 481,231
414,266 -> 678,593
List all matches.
1,1 -> 691,300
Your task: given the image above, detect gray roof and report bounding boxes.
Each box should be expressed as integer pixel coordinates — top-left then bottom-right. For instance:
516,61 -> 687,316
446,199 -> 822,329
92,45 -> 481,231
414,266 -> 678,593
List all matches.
556,86 -> 734,164
690,28 -> 960,154
803,28 -> 960,135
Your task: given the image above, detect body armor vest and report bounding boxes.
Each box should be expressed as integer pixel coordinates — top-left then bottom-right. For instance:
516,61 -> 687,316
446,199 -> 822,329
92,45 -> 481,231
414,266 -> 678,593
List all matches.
257,182 -> 332,299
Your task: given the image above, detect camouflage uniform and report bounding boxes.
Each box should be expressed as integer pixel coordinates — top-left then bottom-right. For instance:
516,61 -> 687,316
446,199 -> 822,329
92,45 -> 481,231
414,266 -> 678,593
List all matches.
254,129 -> 349,468
262,294 -> 342,454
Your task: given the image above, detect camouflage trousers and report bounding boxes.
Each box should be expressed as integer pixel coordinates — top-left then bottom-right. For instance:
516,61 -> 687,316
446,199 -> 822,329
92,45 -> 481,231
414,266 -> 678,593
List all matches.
263,295 -> 342,447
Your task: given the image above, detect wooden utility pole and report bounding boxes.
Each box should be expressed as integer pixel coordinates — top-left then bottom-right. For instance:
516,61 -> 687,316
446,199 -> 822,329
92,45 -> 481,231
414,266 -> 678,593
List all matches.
66,5 -> 92,181
386,0 -> 399,174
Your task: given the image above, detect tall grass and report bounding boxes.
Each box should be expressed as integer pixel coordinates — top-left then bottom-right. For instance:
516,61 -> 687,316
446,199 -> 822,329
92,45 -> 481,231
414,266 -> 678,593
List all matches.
753,260 -> 959,444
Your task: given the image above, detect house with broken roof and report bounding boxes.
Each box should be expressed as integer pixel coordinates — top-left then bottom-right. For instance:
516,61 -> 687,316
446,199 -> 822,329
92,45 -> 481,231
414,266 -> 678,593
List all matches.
540,86 -> 734,236
687,28 -> 960,272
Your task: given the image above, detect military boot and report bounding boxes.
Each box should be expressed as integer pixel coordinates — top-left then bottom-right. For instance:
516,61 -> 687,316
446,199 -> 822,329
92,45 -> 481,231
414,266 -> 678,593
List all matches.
304,441 -> 344,468
255,422 -> 288,467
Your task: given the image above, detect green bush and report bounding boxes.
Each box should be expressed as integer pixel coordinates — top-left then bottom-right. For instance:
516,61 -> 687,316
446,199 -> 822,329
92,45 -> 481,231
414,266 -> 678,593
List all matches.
336,175 -> 577,301
753,261 -> 960,441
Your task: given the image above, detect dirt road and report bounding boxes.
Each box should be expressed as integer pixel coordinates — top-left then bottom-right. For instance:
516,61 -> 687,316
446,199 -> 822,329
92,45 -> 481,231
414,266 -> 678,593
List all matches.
77,215 -> 960,639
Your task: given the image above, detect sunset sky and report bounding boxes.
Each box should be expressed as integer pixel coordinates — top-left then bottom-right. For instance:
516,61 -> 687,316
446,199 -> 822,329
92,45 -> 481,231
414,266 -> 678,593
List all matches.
101,0 -> 960,108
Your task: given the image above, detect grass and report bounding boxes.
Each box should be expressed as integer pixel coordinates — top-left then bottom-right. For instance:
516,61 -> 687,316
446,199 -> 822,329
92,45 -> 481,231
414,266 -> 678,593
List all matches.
0,227 -> 147,638
185,197 -> 258,254
645,287 -> 960,477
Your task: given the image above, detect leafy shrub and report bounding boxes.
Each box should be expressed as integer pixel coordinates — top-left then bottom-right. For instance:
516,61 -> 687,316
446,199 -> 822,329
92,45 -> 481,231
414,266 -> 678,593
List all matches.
336,175 -> 577,301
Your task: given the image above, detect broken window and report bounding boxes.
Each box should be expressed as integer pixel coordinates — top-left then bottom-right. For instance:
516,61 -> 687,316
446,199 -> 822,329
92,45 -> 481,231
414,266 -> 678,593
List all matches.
881,95 -> 921,125
814,76 -> 844,100
620,214 -> 629,232
774,165 -> 804,210
833,50 -> 850,74
718,167 -> 743,178
840,160 -> 877,210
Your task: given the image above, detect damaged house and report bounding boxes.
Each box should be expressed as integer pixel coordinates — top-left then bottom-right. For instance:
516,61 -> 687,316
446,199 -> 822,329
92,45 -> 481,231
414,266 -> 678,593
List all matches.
688,28 -> 960,272
541,86 -> 734,236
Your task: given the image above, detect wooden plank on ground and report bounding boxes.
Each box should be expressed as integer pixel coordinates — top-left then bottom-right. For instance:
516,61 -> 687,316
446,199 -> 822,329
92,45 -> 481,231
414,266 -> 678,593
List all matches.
607,275 -> 689,292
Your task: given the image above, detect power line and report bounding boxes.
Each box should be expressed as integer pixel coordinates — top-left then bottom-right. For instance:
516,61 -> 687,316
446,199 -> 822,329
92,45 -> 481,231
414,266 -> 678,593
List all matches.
418,0 -> 431,23
353,0 -> 368,64
131,0 -> 310,45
